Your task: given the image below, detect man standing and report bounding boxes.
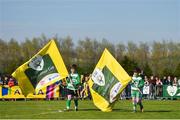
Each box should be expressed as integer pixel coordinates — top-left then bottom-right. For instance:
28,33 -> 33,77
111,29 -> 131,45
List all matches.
65,64 -> 81,111
131,69 -> 144,113
167,76 -> 173,85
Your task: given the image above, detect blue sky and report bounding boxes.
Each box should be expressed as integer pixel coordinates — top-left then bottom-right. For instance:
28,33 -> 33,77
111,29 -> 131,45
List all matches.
0,0 -> 179,43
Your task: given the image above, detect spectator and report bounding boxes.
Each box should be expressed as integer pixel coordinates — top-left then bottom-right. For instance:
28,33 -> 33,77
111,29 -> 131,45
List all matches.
166,76 -> 173,86
173,77 -> 178,86
156,77 -> 163,85
13,77 -> 18,86
162,76 -> 167,85
155,77 -> 163,97
0,76 -> 3,85
144,76 -> 149,86
80,74 -> 91,100
163,76 -> 171,85
149,76 -> 156,86
178,78 -> 180,86
140,70 -> 145,79
148,76 -> 156,99
143,76 -> 149,99
59,78 -> 67,99
77,75 -> 84,97
3,75 -> 9,85
125,83 -> 131,99
8,78 -> 15,88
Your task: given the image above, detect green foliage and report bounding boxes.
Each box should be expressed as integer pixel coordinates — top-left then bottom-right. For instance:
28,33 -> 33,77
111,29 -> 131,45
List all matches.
121,56 -> 138,76
143,62 -> 153,77
162,67 -> 173,76
174,63 -> 180,77
0,35 -> 179,77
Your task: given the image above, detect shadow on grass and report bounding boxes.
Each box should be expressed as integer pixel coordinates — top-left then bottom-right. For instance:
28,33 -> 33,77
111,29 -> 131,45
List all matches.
114,109 -> 171,113
79,108 -> 100,111
79,108 -> 171,113
143,110 -> 171,113
79,108 -> 123,112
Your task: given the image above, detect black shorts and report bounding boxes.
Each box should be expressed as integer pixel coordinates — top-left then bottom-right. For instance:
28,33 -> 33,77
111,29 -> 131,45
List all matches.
67,89 -> 78,97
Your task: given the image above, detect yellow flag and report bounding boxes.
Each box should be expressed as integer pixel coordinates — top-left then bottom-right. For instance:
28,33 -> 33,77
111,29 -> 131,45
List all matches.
89,49 -> 131,112
12,40 -> 68,96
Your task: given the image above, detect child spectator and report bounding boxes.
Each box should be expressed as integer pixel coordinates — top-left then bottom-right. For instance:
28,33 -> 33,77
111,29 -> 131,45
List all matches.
143,76 -> 149,99
144,76 -> 149,86
80,74 -> 91,100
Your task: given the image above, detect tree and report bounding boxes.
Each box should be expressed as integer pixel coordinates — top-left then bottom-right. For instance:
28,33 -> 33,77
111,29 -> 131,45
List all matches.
136,42 -> 150,68
121,56 -> 138,76
59,36 -> 74,67
127,41 -> 138,60
100,38 -> 115,56
166,42 -> 180,74
150,41 -> 168,76
4,39 -> 22,73
0,36 -> 179,76
162,68 -> 173,77
76,38 -> 97,74
174,63 -> 180,77
115,43 -> 126,62
0,39 -> 8,73
143,62 -> 152,77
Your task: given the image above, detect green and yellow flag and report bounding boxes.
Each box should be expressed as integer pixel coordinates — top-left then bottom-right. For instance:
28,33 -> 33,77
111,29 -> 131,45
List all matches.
89,49 -> 131,112
12,40 -> 68,96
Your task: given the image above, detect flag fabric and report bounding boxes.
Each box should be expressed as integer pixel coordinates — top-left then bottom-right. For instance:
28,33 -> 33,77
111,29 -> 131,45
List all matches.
88,49 -> 131,112
46,81 -> 59,99
12,40 -> 68,96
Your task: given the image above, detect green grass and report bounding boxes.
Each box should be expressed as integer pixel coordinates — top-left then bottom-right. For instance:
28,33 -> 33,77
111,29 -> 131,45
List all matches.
0,100 -> 180,119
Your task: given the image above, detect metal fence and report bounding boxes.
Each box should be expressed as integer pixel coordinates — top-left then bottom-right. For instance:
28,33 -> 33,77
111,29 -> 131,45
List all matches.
59,84 -> 180,100
120,84 -> 180,100
0,84 -> 179,100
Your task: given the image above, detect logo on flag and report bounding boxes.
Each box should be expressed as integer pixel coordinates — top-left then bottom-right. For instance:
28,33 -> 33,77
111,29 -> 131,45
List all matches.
29,55 -> 44,71
92,68 -> 105,86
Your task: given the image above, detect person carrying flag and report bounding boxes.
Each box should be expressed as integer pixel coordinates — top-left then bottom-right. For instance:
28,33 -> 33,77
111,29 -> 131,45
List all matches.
131,68 -> 144,113
65,64 -> 81,111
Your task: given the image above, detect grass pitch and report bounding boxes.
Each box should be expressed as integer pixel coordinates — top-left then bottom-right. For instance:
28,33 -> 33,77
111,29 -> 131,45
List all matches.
0,100 -> 180,119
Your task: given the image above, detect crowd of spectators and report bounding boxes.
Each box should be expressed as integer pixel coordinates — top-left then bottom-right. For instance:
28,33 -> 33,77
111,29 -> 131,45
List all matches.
0,72 -> 179,100
0,74 -> 18,87
60,74 -> 180,100
123,75 -> 180,100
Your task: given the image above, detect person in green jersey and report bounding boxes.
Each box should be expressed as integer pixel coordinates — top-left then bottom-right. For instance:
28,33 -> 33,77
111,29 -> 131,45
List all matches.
131,69 -> 144,112
65,64 -> 81,111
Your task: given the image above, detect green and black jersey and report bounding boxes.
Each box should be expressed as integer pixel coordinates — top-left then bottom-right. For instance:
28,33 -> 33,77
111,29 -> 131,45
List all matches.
66,73 -> 81,91
131,76 -> 144,91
